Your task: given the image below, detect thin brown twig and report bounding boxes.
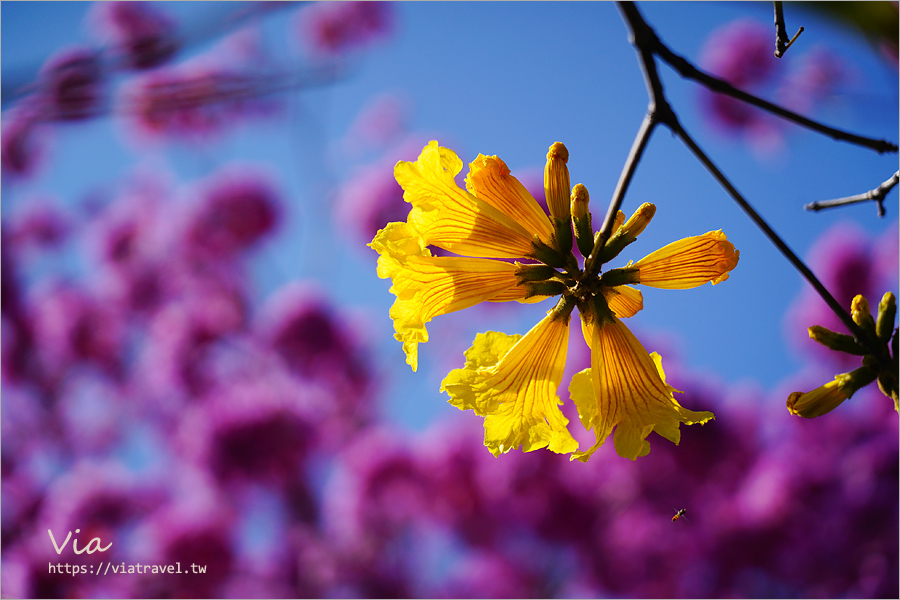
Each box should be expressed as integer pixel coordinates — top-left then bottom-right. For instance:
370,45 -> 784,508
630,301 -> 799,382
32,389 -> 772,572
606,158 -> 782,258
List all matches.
805,171 -> 900,217
773,1 -> 804,58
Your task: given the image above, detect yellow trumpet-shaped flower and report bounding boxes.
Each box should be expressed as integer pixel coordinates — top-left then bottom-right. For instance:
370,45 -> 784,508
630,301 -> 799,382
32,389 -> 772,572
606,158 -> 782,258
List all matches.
571,316 -> 714,461
371,141 -> 739,460
441,306 -> 578,456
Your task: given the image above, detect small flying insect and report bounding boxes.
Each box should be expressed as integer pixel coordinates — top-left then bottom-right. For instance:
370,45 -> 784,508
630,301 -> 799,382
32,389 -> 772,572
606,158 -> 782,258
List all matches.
671,508 -> 687,522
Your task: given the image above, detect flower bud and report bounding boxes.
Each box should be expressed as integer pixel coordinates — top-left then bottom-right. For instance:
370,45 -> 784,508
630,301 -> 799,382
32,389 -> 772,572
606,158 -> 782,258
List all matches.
851,294 -> 876,335
570,184 -> 589,220
876,291 -> 896,343
596,203 -> 657,265
808,325 -> 865,355
620,202 -> 655,240
544,142 -> 571,221
786,366 -> 876,418
571,184 -> 595,259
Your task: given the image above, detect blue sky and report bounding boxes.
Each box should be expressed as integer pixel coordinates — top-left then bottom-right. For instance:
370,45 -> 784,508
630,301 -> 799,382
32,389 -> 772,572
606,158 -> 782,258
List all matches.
3,1 -> 898,429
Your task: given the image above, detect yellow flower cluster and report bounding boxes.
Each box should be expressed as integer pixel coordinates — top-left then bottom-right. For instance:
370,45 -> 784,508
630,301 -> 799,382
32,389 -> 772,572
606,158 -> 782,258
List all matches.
787,292 -> 898,417
370,141 -> 740,460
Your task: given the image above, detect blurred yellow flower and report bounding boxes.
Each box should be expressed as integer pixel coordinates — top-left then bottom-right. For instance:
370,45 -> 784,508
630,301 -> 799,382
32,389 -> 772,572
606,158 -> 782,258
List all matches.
370,141 -> 739,460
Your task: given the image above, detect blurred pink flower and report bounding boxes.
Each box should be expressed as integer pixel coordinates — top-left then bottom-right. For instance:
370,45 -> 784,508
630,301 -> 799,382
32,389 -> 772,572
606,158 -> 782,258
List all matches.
1,101 -> 50,179
7,199 -> 70,252
323,427 -> 430,551
296,1 -> 393,56
784,222 -> 899,369
696,19 -> 789,155
340,93 -> 410,157
335,136 -> 437,244
120,69 -> 271,141
178,375 -> 318,486
88,1 -> 178,70
256,282 -> 372,401
140,292 -> 245,399
39,47 -> 104,121
778,47 -> 847,115
134,474 -> 236,598
181,165 -> 281,259
30,281 -> 126,381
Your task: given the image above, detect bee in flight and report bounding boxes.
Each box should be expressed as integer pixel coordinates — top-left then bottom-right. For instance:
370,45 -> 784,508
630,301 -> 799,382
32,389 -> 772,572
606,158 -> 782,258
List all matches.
671,508 -> 687,522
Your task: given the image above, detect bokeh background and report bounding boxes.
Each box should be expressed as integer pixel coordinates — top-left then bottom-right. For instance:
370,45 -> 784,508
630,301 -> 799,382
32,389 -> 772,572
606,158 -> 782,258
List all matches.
2,1 -> 897,598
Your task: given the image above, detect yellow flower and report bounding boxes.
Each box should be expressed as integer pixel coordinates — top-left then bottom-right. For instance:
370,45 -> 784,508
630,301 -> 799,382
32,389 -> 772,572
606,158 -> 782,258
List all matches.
570,316 -> 714,461
441,303 -> 578,456
371,141 -> 739,460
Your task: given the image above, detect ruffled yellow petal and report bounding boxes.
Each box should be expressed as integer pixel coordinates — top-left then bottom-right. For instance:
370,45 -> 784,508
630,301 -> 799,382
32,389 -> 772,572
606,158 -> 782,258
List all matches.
571,317 -> 714,461
465,154 -> 554,243
602,285 -> 644,318
441,313 -> 578,456
394,141 -> 537,258
370,222 -> 527,371
631,230 -> 740,289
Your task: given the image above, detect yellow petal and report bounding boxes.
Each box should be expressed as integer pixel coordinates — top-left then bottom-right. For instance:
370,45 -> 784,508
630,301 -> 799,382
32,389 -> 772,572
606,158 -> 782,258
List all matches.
465,154 -> 554,243
370,222 -> 527,372
602,285 -> 644,318
441,312 -> 578,456
631,230 -> 740,289
571,316 -> 714,461
394,141 -> 537,258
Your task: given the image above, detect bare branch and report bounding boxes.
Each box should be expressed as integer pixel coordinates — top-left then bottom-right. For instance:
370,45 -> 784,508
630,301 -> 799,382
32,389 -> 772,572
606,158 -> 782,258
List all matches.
773,1 -> 804,58
615,1 -> 892,367
805,171 -> 900,217
652,43 -> 898,154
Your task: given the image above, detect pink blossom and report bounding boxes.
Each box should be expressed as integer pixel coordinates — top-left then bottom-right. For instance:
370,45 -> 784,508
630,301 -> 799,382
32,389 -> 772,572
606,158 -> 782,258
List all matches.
39,47 -> 104,121
181,165 -> 281,259
120,69 -> 270,141
7,199 -> 70,252
256,282 -> 371,400
88,1 -> 178,70
778,47 -> 847,115
29,281 -> 126,381
697,20 -> 782,141
178,375 -> 318,486
1,101 -> 50,179
296,1 -> 393,56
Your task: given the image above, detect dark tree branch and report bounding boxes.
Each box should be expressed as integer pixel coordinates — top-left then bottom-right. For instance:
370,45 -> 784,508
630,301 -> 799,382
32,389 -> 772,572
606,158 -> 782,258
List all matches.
773,1 -> 804,58
615,1 -> 892,367
805,171 -> 900,217
648,27 -> 898,154
588,112 -> 658,278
